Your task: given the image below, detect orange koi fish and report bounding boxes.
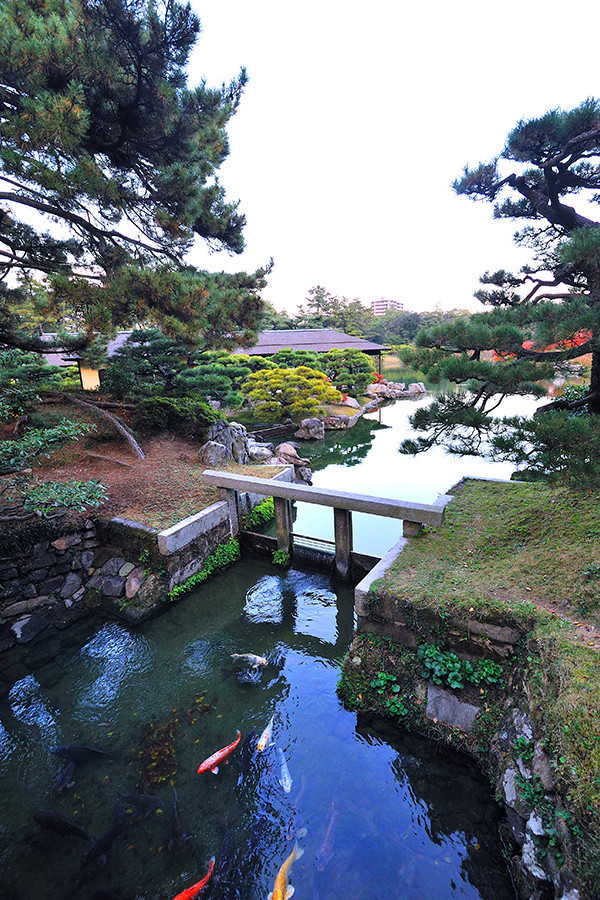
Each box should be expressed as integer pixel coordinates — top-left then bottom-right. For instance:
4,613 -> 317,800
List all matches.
268,841 -> 304,900
197,731 -> 241,774
171,857 -> 215,900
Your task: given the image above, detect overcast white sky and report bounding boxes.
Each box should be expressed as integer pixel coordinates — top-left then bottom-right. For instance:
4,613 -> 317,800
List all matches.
186,1 -> 600,316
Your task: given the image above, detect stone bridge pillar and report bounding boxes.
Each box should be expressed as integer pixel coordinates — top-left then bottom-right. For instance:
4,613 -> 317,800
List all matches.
334,507 -> 353,580
274,497 -> 294,555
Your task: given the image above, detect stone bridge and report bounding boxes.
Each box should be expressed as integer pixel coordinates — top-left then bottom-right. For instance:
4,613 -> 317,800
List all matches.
201,470 -> 453,579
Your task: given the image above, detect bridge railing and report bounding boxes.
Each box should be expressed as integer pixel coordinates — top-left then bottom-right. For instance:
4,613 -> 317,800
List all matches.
201,470 -> 453,579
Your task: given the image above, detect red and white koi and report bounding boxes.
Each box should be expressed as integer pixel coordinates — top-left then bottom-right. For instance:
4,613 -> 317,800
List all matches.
257,714 -> 274,752
268,841 -> 304,900
197,731 -> 241,775
171,856 -> 215,900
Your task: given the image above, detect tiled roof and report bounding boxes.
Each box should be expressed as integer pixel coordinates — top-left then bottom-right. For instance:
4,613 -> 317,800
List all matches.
39,331 -> 136,365
233,329 -> 389,356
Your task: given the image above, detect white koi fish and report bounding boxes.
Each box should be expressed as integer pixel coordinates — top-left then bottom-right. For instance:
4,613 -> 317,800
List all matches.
257,714 -> 274,752
277,747 -> 292,794
231,653 -> 267,669
268,841 -> 304,900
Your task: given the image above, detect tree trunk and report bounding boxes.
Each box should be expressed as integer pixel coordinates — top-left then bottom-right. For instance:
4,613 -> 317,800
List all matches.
44,392 -> 145,459
590,348 -> 600,414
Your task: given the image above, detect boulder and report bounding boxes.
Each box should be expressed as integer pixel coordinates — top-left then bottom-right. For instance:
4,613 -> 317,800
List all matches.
51,534 -> 82,551
295,418 -> 325,440
198,440 -> 228,468
98,557 -> 127,577
247,443 -> 275,462
59,573 -> 83,599
275,443 -> 311,467
295,466 -> 313,485
408,381 -> 426,394
102,575 -> 126,598
323,415 -> 349,430
3,597 -> 55,618
125,566 -> 146,599
11,614 -> 50,644
207,421 -> 249,464
341,397 -> 360,409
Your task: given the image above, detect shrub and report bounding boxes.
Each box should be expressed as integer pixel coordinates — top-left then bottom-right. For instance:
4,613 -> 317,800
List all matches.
272,548 -> 291,567
241,366 -> 341,423
134,396 -> 222,440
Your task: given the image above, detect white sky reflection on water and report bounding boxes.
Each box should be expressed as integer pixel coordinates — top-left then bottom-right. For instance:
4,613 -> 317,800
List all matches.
294,393 -> 541,556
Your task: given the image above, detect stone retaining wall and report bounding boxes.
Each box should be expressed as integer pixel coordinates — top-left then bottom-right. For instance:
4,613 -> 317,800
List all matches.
352,541 -> 582,899
0,465 -> 295,653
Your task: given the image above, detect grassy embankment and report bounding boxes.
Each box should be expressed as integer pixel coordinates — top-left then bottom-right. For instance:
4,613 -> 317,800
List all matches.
339,478 -> 600,892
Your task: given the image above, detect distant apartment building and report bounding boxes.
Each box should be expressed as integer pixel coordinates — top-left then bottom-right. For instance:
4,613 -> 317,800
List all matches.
370,297 -> 403,316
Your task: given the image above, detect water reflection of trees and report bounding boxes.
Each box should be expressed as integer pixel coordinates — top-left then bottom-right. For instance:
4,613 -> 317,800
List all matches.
304,418 -> 388,471
356,716 -> 513,900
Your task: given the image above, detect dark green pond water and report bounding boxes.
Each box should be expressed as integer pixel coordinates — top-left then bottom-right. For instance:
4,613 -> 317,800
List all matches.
0,557 -> 514,900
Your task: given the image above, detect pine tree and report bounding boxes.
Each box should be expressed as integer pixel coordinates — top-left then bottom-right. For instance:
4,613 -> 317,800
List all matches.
401,99 -> 600,483
0,0 -> 268,351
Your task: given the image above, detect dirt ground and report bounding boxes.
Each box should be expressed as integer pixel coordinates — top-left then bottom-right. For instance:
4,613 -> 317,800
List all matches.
36,433 -> 220,530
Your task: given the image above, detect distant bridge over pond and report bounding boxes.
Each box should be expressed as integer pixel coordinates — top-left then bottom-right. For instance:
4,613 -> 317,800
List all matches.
202,470 -> 453,580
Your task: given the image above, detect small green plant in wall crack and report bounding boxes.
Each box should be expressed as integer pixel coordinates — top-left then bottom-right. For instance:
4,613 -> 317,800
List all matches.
369,672 -> 408,718
272,549 -> 291,567
417,643 -> 503,691
514,735 -> 535,764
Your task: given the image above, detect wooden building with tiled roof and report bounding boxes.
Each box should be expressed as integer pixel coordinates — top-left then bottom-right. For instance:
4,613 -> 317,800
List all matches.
233,329 -> 389,371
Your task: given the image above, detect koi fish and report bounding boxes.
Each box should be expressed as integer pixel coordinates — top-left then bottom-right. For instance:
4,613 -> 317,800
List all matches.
316,802 -> 338,871
171,857 -> 215,900
169,786 -> 190,852
268,841 -> 304,900
83,809 -> 126,867
277,747 -> 292,794
257,714 -> 274,752
51,744 -> 112,763
119,793 -> 164,820
197,731 -> 242,774
231,653 -> 267,668
212,824 -> 234,886
33,809 -> 90,841
55,759 -> 76,792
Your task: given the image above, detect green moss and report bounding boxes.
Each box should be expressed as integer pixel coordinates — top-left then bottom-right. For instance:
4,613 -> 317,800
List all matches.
242,496 -> 274,530
168,538 -> 240,600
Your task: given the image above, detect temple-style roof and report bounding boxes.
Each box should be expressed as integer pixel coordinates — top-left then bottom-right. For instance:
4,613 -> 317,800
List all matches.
40,331 -> 135,366
234,329 -> 389,356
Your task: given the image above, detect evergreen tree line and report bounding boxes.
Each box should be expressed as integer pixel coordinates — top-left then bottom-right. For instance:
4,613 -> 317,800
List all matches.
260,284 -> 467,346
